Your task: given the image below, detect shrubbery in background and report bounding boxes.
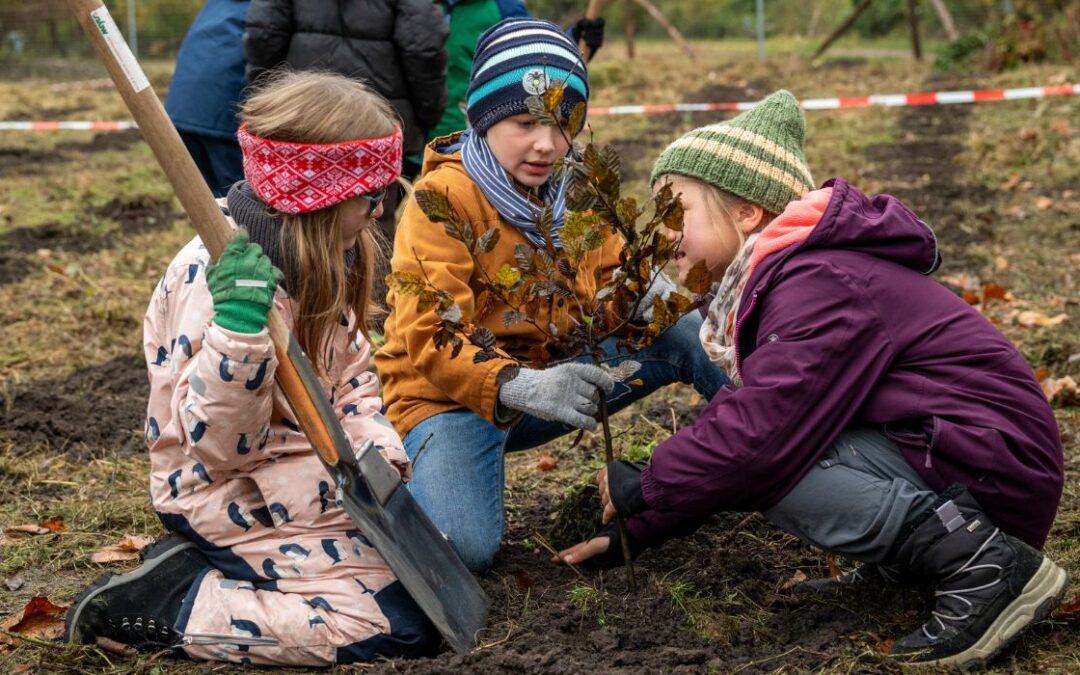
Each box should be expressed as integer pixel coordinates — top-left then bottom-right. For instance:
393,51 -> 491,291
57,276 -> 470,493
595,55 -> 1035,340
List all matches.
935,1 -> 1079,71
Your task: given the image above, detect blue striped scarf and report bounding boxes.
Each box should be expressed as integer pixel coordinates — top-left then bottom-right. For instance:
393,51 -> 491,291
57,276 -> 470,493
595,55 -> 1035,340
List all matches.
459,128 -> 568,250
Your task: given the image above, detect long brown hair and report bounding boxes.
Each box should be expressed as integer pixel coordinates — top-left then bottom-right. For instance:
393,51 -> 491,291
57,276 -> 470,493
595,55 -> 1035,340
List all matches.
240,71 -> 398,377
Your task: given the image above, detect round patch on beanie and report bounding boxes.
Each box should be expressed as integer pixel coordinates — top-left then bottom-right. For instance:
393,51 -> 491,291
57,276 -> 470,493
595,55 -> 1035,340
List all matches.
522,69 -> 549,96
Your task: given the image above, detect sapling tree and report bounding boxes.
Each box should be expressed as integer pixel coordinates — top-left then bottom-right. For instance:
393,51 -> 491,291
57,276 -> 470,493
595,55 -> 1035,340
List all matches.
387,80 -> 712,589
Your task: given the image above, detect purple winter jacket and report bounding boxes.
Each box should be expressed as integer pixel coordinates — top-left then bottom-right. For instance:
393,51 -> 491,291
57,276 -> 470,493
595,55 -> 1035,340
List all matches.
628,178 -> 1064,550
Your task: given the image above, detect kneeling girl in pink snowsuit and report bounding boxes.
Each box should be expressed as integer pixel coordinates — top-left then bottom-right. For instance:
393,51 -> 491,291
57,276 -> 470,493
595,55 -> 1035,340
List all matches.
559,90 -> 1067,669
66,72 -> 438,666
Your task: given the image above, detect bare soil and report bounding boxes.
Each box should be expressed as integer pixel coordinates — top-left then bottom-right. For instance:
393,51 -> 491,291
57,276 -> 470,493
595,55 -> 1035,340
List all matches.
1,44 -> 1078,674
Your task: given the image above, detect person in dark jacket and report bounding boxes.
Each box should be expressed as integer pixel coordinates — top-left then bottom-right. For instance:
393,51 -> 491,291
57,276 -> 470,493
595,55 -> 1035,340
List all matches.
244,0 -> 448,180
557,91 -> 1068,669
165,0 -> 249,198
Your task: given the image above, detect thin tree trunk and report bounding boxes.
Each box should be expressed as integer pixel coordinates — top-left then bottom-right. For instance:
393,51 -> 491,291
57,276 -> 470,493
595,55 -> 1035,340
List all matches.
811,0 -> 875,62
624,0 -> 636,59
906,0 -> 923,61
929,0 -> 960,41
630,0 -> 694,60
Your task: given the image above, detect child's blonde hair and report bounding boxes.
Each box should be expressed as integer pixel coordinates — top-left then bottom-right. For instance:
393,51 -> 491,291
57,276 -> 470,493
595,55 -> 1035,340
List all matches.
241,71 -> 399,377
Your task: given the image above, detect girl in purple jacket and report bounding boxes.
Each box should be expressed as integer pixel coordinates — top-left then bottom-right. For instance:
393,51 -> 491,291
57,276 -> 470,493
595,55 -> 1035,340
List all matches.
557,90 -> 1068,668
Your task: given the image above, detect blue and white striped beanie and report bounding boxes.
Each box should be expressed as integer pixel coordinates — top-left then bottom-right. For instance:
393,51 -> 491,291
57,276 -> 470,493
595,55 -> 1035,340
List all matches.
466,18 -> 590,136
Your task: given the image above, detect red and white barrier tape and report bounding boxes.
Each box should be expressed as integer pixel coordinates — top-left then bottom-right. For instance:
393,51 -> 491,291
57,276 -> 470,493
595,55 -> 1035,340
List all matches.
592,83 -> 1079,115
1,83 -> 1076,130
0,120 -> 136,131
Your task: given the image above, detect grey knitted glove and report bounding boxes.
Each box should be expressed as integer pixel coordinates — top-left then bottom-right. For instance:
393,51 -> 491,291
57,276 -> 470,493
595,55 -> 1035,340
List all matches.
634,270 -> 678,323
498,363 -> 615,430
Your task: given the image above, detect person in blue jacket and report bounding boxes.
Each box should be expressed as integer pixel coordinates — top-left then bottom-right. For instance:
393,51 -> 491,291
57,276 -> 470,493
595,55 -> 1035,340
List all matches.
164,0 -> 249,198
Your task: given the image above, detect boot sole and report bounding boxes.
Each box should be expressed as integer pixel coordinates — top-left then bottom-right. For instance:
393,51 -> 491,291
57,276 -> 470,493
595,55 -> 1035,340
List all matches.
901,556 -> 1069,669
64,538 -> 196,644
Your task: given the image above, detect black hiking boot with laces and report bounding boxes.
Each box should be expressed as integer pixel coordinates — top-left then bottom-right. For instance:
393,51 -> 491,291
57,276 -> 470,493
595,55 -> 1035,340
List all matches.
66,534 -> 210,652
795,562 -> 905,596
888,485 -> 1068,669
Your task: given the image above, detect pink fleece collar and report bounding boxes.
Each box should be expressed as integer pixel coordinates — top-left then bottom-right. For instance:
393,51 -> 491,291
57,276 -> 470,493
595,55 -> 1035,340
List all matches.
748,187 -> 834,276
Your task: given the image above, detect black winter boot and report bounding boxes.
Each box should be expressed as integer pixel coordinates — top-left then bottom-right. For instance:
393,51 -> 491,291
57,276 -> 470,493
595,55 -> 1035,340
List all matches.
66,534 -> 210,651
888,486 -> 1068,668
795,562 -> 905,596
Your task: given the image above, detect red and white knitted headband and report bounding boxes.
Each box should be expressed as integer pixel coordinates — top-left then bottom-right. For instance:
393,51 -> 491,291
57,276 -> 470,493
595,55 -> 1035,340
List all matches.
237,124 -> 403,214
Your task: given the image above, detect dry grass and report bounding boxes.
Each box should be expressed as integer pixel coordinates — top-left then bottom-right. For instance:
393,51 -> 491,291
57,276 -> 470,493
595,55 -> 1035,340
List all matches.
1,38 -> 1078,673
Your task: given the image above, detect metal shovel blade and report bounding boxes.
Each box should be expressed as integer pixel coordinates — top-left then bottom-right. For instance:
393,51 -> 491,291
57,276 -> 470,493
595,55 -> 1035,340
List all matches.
333,461 -> 489,653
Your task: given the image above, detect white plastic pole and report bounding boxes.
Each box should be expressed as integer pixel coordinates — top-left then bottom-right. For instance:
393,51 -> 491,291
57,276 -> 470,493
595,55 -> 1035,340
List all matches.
126,0 -> 137,57
756,0 -> 765,60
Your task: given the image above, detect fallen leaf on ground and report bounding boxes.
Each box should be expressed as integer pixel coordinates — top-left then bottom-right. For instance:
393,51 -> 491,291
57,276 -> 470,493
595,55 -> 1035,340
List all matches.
536,453 -> 559,472
0,596 -> 67,646
826,554 -> 842,578
877,638 -> 895,655
994,255 -> 1009,272
1041,376 -> 1079,406
778,570 -> 808,594
95,636 -> 137,656
1033,366 -> 1050,382
1052,592 -> 1080,619
1049,118 -> 1073,137
91,534 -> 154,564
981,283 -> 1009,302
511,571 -> 534,591
1016,311 -> 1069,328
4,575 -> 26,592
999,174 -> 1022,191
40,517 -> 65,532
5,525 -> 50,536
1036,196 -> 1056,210
961,290 -> 980,305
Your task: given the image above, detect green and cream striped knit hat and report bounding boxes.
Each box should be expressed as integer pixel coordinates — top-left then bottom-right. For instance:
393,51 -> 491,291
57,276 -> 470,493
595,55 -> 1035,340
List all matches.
650,90 -> 815,215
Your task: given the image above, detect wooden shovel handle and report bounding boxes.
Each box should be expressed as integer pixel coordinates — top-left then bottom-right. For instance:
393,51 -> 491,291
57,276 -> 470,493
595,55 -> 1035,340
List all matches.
67,0 -> 343,467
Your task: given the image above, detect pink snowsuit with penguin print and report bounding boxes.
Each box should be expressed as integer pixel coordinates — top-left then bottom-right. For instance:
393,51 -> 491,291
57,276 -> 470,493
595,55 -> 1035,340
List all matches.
143,225 -> 435,666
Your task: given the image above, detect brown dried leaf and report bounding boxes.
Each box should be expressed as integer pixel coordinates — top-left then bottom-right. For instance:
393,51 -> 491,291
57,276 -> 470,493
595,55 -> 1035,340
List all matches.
877,638 -> 895,655
40,517 -> 65,533
981,283 -> 1009,302
683,260 -> 713,295
5,525 -> 50,536
961,290 -> 981,305
778,570 -> 808,594
91,547 -> 140,564
1052,592 -> 1080,619
827,554 -> 842,578
477,227 -> 501,253
1041,376 -> 1079,406
0,596 -> 67,646
1033,366 -> 1050,382
512,571 -> 535,591
1036,196 -> 1055,210
536,453 -> 559,472
1000,174 -> 1022,192
414,189 -> 454,223
542,85 -> 565,115
386,271 -> 427,297
1016,311 -> 1069,328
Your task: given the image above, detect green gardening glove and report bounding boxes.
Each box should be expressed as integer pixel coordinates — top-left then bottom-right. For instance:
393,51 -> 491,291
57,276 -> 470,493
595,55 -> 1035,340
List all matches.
206,231 -> 284,334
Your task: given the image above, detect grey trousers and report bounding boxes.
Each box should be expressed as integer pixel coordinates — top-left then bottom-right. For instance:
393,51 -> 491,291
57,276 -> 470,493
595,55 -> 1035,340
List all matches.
763,427 -> 938,563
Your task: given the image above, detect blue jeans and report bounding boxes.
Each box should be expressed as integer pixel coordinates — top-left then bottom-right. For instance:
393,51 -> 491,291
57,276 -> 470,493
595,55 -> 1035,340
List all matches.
402,311 -> 728,572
